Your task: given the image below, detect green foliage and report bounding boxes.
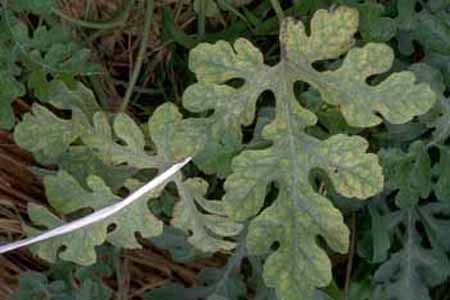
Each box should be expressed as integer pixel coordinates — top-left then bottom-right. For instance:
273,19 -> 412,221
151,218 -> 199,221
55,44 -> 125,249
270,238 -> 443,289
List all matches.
24,171 -> 163,265
185,6 -> 434,176
7,1 -> 450,300
185,7 -> 434,299
147,242 -> 247,300
151,226 -> 207,263
146,265 -> 246,300
0,7 -> 97,129
12,246 -> 114,300
373,142 -> 450,300
13,80 -> 240,263
172,177 -> 243,252
343,0 -> 450,86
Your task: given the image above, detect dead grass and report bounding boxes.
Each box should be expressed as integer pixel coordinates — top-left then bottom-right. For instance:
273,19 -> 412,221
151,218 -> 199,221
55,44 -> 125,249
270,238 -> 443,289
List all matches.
54,0 -> 198,112
0,130 -> 48,297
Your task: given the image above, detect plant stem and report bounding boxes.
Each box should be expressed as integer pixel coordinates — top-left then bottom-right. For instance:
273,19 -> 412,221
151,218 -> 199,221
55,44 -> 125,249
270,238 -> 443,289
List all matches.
198,0 -> 207,37
270,0 -> 284,23
119,0 -> 154,112
88,76 -> 109,110
52,0 -> 135,30
344,213 -> 357,300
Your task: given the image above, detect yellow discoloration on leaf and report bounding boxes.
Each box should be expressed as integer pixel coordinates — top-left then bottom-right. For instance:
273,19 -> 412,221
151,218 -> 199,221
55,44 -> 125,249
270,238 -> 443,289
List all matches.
184,6 -> 435,177
184,6 -> 435,300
